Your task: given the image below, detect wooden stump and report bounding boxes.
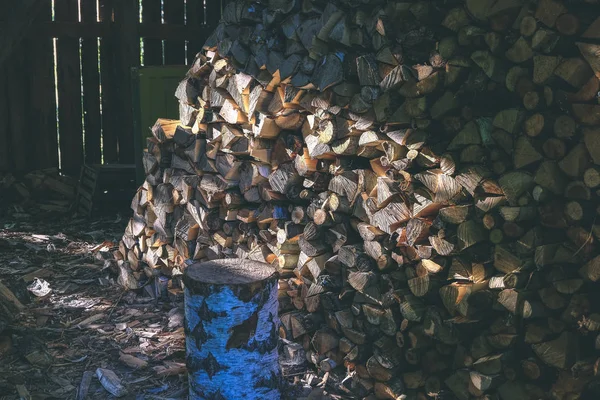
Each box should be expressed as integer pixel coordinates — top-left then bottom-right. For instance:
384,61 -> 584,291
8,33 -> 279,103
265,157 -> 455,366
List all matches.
183,260 -> 281,400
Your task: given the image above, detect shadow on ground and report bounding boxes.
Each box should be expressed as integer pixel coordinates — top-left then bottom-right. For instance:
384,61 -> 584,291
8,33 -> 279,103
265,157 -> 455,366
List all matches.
0,212 -> 336,400
0,213 -> 189,399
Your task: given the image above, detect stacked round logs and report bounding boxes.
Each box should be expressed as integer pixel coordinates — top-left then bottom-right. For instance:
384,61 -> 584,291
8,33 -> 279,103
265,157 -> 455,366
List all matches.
114,0 -> 600,399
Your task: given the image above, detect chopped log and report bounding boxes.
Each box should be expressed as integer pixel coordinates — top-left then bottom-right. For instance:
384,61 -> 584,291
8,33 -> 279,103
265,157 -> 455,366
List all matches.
117,4 -> 600,398
584,128 -> 600,165
531,332 -> 579,370
183,260 -> 280,399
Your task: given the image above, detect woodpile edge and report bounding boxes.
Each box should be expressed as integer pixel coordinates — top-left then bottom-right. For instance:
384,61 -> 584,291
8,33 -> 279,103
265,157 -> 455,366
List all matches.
115,0 -> 600,399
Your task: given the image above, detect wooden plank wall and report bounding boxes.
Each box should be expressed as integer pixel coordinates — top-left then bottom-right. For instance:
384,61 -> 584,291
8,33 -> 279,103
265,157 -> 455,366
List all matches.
0,0 -> 222,175
142,0 -> 163,66
99,0 -> 119,164
55,0 -> 84,175
29,1 -> 59,171
81,0 -> 102,165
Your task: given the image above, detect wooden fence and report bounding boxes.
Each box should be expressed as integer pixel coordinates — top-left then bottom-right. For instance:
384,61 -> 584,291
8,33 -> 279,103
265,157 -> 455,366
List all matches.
0,0 -> 222,176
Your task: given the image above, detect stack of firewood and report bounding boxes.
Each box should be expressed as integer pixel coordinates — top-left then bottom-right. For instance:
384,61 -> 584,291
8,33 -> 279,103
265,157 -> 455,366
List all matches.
0,169 -> 77,215
115,0 -> 600,398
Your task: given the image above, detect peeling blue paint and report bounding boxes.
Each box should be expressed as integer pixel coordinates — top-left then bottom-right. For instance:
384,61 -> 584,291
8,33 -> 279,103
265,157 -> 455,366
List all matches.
273,206 -> 288,220
476,117 -> 494,148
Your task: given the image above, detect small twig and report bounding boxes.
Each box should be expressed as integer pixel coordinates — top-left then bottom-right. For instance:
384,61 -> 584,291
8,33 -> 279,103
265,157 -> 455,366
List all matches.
573,215 -> 597,257
282,371 -> 310,377
9,325 -> 74,334
107,290 -> 126,319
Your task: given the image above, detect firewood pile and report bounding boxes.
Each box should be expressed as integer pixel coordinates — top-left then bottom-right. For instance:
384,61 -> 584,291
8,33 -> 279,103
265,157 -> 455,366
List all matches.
116,0 -> 600,398
0,169 -> 77,216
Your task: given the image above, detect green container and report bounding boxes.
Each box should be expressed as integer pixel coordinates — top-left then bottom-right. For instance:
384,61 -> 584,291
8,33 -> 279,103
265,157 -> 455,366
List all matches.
131,65 -> 189,184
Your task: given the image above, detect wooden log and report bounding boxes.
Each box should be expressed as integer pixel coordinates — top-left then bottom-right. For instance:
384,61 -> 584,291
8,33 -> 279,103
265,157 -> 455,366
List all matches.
531,332 -> 579,370
183,260 -> 280,399
114,3 -> 600,396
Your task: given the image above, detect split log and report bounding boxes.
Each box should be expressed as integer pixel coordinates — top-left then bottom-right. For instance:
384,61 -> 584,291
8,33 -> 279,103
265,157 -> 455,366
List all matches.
118,1 -> 600,398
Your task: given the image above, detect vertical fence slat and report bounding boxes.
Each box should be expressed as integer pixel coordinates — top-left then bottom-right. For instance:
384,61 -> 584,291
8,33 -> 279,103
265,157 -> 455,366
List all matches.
114,0 -> 140,164
55,0 -> 84,175
7,49 -> 31,171
0,0 -> 225,173
205,0 -> 222,31
0,70 -> 11,171
186,0 -> 206,64
27,1 -> 58,171
81,0 -> 102,165
142,0 -> 162,65
99,0 -> 118,163
163,0 -> 186,64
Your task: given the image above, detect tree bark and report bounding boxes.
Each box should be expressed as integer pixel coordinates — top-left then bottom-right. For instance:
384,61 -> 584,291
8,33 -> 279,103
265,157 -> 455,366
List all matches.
184,260 -> 281,400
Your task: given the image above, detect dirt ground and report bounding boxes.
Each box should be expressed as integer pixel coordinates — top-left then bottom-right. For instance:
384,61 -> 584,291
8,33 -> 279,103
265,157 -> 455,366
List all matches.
0,208 -> 343,400
0,211 -> 192,399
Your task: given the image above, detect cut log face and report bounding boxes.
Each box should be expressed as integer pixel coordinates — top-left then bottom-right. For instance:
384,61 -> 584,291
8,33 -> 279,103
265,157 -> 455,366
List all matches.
184,260 -> 280,399
118,0 -> 600,398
